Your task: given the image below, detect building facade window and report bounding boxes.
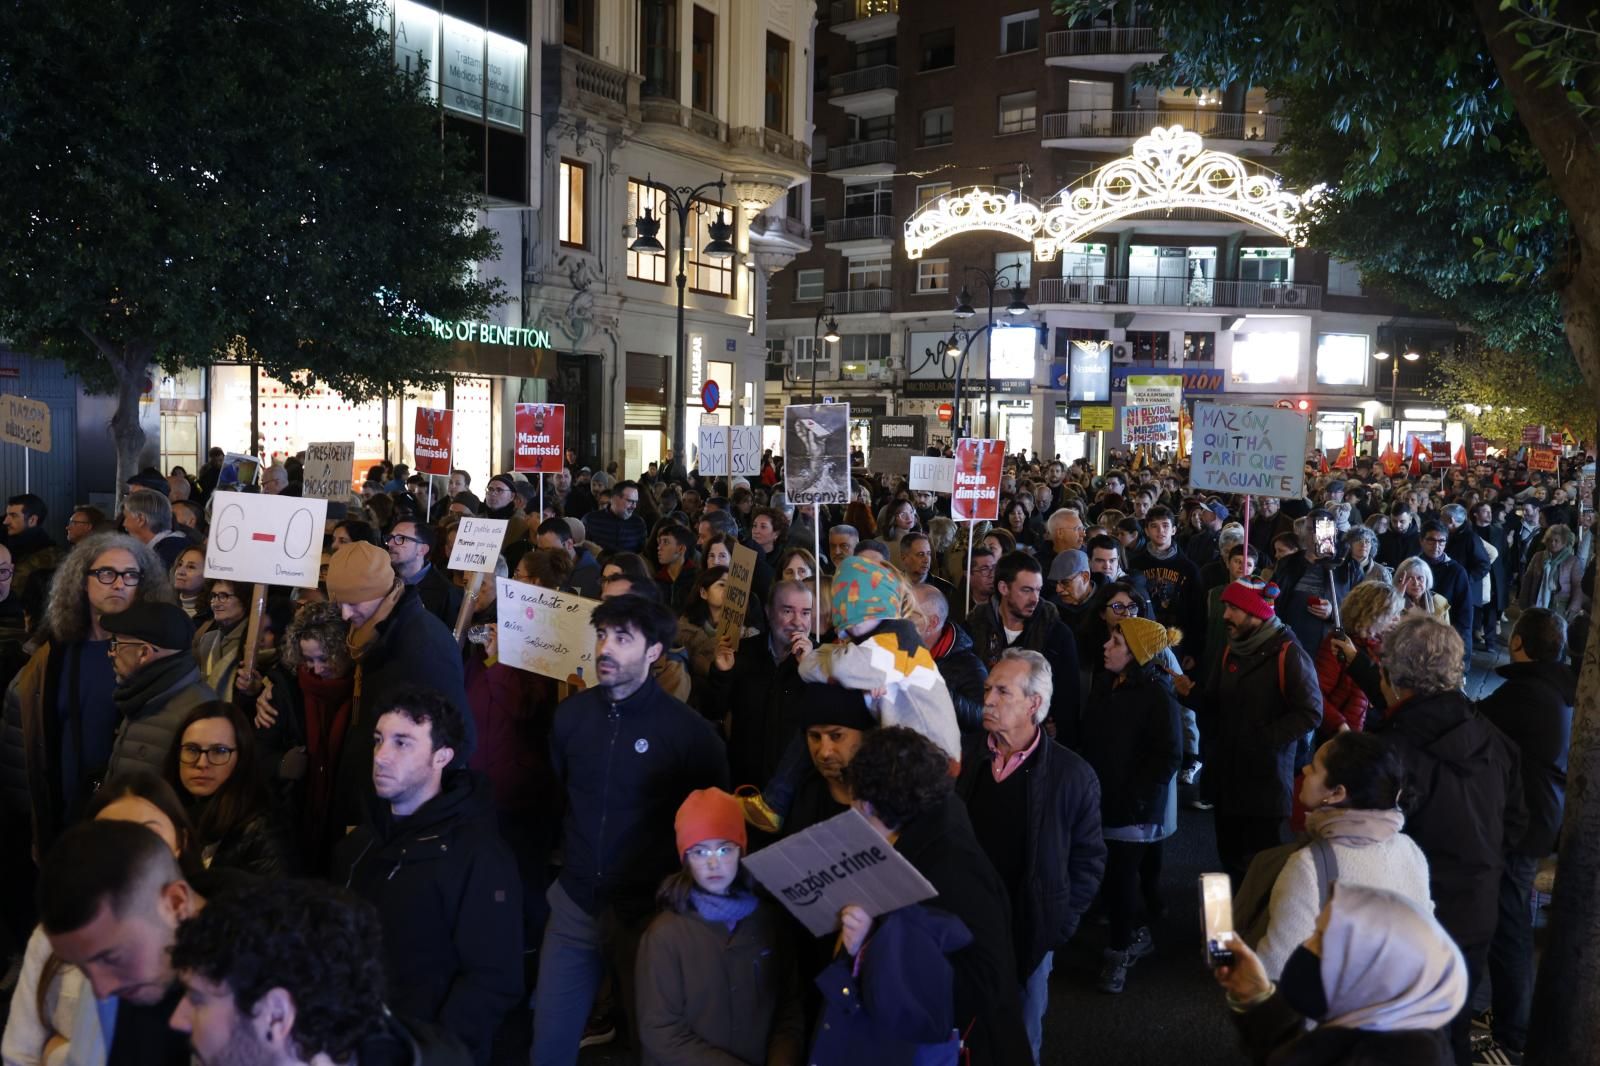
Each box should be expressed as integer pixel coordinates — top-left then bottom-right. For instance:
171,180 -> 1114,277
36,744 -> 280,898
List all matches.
916,259 -> 950,293
1240,247 -> 1294,283
1316,332 -> 1370,386
688,198 -> 734,296
997,91 -> 1037,134
1182,331 -> 1215,363
848,255 -> 893,291
796,269 -> 825,301
810,196 -> 827,233
920,27 -> 955,70
843,179 -> 892,217
626,180 -> 667,283
839,333 -> 892,380
765,33 -> 790,133
638,0 -> 677,98
1327,257 -> 1364,295
559,160 -> 588,248
1000,11 -> 1039,54
1068,78 -> 1114,119
1125,330 -> 1171,362
564,0 -> 595,54
921,106 -> 954,147
995,250 -> 1031,288
691,6 -> 716,114
915,181 -> 952,209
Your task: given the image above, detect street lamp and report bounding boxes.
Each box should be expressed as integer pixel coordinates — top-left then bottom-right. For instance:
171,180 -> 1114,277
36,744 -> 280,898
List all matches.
1373,343 -> 1421,451
630,173 -> 737,468
811,306 -> 840,403
953,263 -> 1030,438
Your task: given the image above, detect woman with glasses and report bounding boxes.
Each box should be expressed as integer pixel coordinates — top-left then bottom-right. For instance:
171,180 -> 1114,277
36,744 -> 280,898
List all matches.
193,578 -> 248,695
165,701 -> 292,879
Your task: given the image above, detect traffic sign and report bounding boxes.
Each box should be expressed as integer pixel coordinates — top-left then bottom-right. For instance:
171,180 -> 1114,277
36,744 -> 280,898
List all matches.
1361,425 -> 1376,442
937,403 -> 953,424
701,380 -> 720,414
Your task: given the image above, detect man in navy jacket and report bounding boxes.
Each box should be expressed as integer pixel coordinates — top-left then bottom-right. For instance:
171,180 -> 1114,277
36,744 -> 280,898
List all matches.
1420,520 -> 1475,665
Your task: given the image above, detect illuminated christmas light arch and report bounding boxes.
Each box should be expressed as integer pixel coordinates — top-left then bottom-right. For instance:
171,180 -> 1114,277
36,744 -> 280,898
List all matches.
903,126 -> 1310,262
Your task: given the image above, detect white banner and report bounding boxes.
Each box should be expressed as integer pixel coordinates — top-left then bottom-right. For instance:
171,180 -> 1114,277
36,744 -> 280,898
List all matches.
908,455 -> 956,495
1188,403 -> 1309,499
494,580 -> 599,686
696,424 -> 762,477
447,517 -> 509,573
204,493 -> 329,588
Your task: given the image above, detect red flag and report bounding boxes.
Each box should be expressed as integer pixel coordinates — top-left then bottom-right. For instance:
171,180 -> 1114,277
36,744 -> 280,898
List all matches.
1318,451 -> 1330,475
1379,443 -> 1404,477
1334,431 -> 1355,470
1454,444 -> 1467,468
1408,436 -> 1428,479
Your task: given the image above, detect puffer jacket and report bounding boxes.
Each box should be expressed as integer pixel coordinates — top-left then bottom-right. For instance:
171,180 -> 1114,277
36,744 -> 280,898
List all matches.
105,652 -> 215,781
1078,667 -> 1182,829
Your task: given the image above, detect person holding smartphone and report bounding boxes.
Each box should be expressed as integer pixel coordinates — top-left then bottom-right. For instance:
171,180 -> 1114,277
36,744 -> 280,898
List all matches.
1269,509 -> 1352,659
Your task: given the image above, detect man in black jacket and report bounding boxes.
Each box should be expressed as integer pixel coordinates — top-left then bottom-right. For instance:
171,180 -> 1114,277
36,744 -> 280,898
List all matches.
1129,506 -> 1207,668
955,650 -> 1104,1064
1419,520 -> 1475,665
1479,608 -> 1573,1061
704,579 -> 817,785
911,584 -> 986,732
533,595 -> 728,1066
965,552 -> 1081,742
385,519 -> 463,628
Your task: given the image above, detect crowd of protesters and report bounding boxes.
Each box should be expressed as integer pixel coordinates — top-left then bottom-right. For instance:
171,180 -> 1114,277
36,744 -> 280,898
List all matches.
0,435 -> 1589,1066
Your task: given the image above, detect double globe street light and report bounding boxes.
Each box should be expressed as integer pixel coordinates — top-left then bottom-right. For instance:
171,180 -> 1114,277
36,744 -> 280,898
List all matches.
1373,342 -> 1421,451
953,263 -> 1029,438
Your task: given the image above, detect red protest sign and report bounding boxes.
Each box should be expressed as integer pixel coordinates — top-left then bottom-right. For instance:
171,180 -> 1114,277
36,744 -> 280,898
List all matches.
1522,425 -> 1545,444
1528,446 -> 1559,473
1471,435 -> 1488,461
1429,441 -> 1452,466
513,403 -> 565,473
951,438 -> 1004,521
413,408 -> 453,475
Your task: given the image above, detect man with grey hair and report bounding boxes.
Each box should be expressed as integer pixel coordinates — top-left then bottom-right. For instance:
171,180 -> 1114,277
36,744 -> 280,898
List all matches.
910,584 -> 986,732
121,488 -> 191,571
1041,507 -> 1086,574
956,647 -> 1104,1065
260,464 -> 290,495
825,523 -> 858,575
1441,502 -> 1491,611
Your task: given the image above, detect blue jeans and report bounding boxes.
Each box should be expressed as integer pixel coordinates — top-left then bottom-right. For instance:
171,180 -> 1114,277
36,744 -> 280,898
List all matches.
1021,950 -> 1054,1065
531,881 -> 605,1066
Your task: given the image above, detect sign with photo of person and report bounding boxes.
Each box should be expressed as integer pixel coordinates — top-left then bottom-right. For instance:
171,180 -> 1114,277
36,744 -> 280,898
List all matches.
784,402 -> 851,506
951,437 -> 1004,521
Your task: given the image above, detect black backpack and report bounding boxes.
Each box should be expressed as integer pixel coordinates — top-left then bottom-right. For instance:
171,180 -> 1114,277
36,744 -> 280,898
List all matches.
1234,833 -> 1340,949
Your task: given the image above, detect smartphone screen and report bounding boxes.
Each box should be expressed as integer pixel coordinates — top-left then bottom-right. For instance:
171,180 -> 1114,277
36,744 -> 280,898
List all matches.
1315,517 -> 1336,558
1199,872 -> 1235,968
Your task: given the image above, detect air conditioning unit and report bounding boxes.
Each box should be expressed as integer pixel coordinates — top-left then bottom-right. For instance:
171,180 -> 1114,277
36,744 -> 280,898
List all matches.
1259,287 -> 1284,307
1066,280 -> 1087,301
1092,283 -> 1112,303
1281,287 -> 1306,306
1112,343 -> 1133,363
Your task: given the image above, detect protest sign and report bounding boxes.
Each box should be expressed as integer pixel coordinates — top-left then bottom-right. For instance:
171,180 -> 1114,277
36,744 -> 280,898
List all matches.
0,396 -> 50,452
513,403 -> 564,473
495,581 -> 599,686
413,407 -> 453,475
1522,425 -> 1545,445
697,424 -> 762,477
951,438 -> 1004,521
1122,403 -> 1177,446
1078,406 -> 1115,432
784,403 -> 851,506
909,455 -> 956,495
301,442 -> 355,500
448,517 -> 510,573
204,492 -> 328,588
1471,436 -> 1488,461
742,808 -> 939,937
1126,374 -> 1183,410
1189,403 -> 1307,499
219,453 -> 260,489
714,544 -> 758,648
868,418 -> 927,475
1528,446 -> 1559,473
1429,441 -> 1452,466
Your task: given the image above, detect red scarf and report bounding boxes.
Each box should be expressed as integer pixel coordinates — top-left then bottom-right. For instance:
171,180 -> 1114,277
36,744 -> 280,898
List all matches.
298,664 -> 355,846
930,622 -> 957,659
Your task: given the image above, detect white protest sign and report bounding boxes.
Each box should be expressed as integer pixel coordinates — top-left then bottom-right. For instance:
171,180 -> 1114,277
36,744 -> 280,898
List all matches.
301,442 -> 355,500
1188,402 -> 1308,499
1126,374 -> 1183,410
447,517 -> 509,573
494,580 -> 599,686
742,808 -> 939,936
908,455 -> 956,495
204,492 -> 329,588
696,424 -> 762,477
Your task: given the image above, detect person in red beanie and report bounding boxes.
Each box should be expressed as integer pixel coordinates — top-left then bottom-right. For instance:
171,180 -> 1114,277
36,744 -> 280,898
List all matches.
634,788 -> 804,1065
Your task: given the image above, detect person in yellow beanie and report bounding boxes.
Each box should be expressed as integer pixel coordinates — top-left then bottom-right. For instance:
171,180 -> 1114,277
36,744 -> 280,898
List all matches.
634,788 -> 803,1065
1078,616 -> 1185,994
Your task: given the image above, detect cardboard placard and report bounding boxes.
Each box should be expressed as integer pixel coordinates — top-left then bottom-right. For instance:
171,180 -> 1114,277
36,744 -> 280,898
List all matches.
448,517 -> 510,573
1471,436 -> 1488,461
1522,425 -> 1545,445
1078,406 -> 1115,432
696,424 -> 762,477
301,441 -> 356,500
951,438 -> 1004,522
495,580 -> 599,686
204,493 -> 329,588
908,455 -> 955,495
413,407 -> 453,475
0,396 -> 50,452
784,403 -> 851,506
1528,446 -> 1559,473
514,403 -> 564,473
1188,403 -> 1308,499
714,543 -> 759,648
741,808 -> 939,937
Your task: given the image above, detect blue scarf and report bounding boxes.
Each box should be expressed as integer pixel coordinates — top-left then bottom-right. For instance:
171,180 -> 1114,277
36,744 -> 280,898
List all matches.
690,887 -> 758,932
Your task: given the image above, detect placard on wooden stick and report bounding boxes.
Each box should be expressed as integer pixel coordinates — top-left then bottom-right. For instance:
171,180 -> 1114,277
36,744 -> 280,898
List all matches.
203,493 -> 329,588
714,544 -> 758,648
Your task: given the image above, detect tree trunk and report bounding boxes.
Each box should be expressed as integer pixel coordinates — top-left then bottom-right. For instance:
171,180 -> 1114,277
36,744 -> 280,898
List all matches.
102,340 -> 154,500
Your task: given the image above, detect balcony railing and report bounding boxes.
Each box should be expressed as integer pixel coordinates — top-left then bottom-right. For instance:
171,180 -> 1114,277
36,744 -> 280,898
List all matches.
561,47 -> 640,120
827,288 -> 893,313
1041,108 -> 1282,143
829,64 -> 899,97
826,138 -> 897,169
825,214 -> 895,241
1045,27 -> 1161,59
830,0 -> 898,23
1034,276 -> 1322,310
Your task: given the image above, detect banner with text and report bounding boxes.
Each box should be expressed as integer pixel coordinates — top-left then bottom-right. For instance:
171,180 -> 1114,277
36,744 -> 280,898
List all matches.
951,438 -> 1004,521
1126,374 -> 1184,410
697,424 -> 762,477
413,407 -> 453,476
513,403 -> 564,473
1122,403 -> 1178,446
301,442 -> 355,500
448,517 -> 510,573
204,492 -> 329,588
909,455 -> 956,495
0,396 -> 51,453
1189,403 -> 1308,499
784,403 -> 851,506
1528,446 -> 1559,473
495,581 -> 599,686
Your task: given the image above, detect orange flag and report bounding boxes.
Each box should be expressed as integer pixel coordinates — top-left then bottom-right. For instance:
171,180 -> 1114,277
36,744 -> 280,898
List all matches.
1454,444 -> 1467,467
1334,431 -> 1355,470
1408,436 -> 1429,478
1380,443 -> 1404,477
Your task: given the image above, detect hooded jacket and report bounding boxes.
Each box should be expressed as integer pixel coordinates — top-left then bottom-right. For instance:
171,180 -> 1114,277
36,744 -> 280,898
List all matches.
334,771 -> 523,1066
705,632 -> 815,787
104,652 -> 215,782
1477,659 -> 1573,857
798,619 -> 961,763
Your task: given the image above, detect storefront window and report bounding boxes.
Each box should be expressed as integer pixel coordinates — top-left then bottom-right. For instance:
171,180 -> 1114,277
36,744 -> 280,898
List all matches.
209,366 -> 257,455
1315,332 -> 1369,386
452,376 -> 494,491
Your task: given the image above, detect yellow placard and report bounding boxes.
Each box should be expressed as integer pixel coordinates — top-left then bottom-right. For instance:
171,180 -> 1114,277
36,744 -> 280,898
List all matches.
1078,406 -> 1115,432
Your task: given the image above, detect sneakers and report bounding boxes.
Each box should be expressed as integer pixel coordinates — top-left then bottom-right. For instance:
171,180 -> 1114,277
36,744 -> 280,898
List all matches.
1179,761 -> 1202,787
1472,1040 -> 1523,1065
1097,927 -> 1154,994
1125,925 -> 1155,961
735,785 -> 784,833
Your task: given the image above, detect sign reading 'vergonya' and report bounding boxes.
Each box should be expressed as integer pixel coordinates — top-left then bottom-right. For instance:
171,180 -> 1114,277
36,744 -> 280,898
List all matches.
495,581 -> 599,686
514,403 -> 564,473
742,808 -> 938,936
909,455 -> 956,495
448,518 -> 510,573
697,424 -> 762,477
413,407 -> 453,475
1188,403 -> 1308,500
204,492 -> 329,588
951,438 -> 1004,521
0,396 -> 50,453
301,442 -> 355,500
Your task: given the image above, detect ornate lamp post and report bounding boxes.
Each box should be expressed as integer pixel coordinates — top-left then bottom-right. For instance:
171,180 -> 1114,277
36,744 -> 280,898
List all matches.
952,263 -> 1029,437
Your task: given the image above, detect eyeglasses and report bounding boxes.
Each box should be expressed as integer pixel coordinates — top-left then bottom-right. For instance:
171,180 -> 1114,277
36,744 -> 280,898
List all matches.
66,516 -> 93,527
1108,601 -> 1140,616
384,533 -> 421,546
89,567 -> 142,586
685,844 -> 739,861
0,567 -> 12,580
1422,536 -> 1447,545
209,591 -> 238,603
178,743 -> 237,766
107,639 -> 151,655
485,485 -> 512,496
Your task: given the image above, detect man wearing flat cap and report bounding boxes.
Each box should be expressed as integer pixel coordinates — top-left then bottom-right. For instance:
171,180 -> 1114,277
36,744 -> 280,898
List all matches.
103,602 -> 214,781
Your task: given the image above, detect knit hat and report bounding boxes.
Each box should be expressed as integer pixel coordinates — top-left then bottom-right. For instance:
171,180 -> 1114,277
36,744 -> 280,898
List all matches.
675,788 -> 747,855
1113,617 -> 1181,666
1220,577 -> 1280,620
797,680 -> 878,733
564,516 -> 586,544
830,555 -> 904,631
1048,549 -> 1089,582
325,541 -> 397,603
487,472 -> 517,492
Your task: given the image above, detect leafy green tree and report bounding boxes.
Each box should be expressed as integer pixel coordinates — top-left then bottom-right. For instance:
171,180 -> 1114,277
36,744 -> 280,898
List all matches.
1055,1 -> 1600,1058
0,0 -> 499,486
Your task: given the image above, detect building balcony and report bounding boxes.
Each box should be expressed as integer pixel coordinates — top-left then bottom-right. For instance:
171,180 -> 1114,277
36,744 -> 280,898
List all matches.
827,64 -> 898,117
829,0 -> 898,43
825,138 -> 897,176
747,213 -> 813,258
824,214 -> 895,251
1034,276 -> 1321,310
1040,108 -> 1281,154
1044,27 -> 1165,72
635,99 -> 811,191
827,288 -> 893,313
558,46 -> 641,125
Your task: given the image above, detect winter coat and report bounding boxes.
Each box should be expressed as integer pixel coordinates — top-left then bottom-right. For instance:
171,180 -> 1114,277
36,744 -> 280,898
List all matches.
569,547 -> 602,599
104,653 -> 215,782
583,507 -> 649,554
463,648 -> 552,815
1231,991 -> 1452,1066
550,676 -> 729,917
1078,668 -> 1182,829
7,528 -> 63,605
333,771 -> 523,1066
808,905 -> 971,1066
1421,555 -> 1474,650
409,565 -> 464,629
1313,633 -> 1374,736
964,599 -> 1081,741
1269,553 -> 1352,662
955,729 -> 1106,981
1376,527 -> 1421,570
705,634 -> 815,787
891,793 -> 1032,1065
1518,548 -> 1587,617
1478,659 -> 1574,857
928,623 -> 986,733
1370,690 -> 1525,947
635,899 -> 805,1066
201,808 -> 297,879
193,618 -> 246,699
